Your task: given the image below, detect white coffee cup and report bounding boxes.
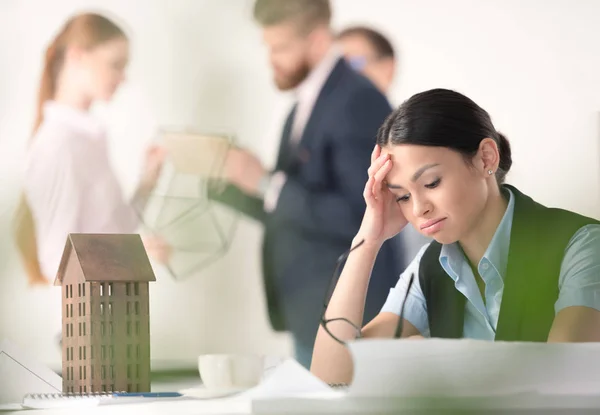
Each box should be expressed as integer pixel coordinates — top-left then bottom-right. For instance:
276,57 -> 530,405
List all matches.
198,354 -> 264,390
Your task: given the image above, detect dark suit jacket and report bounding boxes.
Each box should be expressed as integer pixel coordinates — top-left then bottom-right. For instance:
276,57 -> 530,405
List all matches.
211,58 -> 402,347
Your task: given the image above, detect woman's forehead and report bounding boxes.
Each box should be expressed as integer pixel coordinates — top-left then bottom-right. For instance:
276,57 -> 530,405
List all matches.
383,144 -> 452,164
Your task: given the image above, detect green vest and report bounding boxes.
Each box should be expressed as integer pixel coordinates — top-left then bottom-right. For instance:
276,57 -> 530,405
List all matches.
419,185 -> 599,341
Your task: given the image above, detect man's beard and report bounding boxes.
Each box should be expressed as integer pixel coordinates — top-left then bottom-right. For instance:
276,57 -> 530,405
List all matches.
274,60 -> 311,91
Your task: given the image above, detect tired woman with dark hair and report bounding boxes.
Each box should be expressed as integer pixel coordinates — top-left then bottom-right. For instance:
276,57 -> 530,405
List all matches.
311,88 -> 600,384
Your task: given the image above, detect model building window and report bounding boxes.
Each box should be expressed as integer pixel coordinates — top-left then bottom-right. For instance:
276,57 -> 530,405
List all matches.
78,284 -> 81,297
90,321 -> 93,336
91,365 -> 94,380
108,283 -> 113,296
134,282 -> 139,296
135,301 -> 139,315
108,302 -> 112,316
70,366 -> 74,381
70,303 -> 73,318
65,304 -> 69,317
90,346 -> 94,359
66,347 -> 70,361
83,322 -> 86,336
82,283 -> 85,297
82,302 -> 86,316
101,365 -> 106,380
126,302 -> 131,315
102,385 -> 106,392
109,365 -> 114,380
66,367 -> 69,380
100,302 -> 104,316
100,283 -> 104,297
65,323 -> 69,338
109,346 -> 114,359
78,322 -> 81,336
126,283 -> 131,296
83,366 -> 87,380
83,346 -> 86,360
108,322 -> 113,336
79,366 -> 82,380
135,321 -> 140,335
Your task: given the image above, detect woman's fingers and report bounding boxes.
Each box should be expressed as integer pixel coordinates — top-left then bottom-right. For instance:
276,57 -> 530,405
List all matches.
372,159 -> 392,198
368,153 -> 389,177
363,175 -> 376,206
371,144 -> 380,164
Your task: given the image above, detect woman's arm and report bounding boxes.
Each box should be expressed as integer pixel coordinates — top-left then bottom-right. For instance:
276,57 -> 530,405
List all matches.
311,145 -> 427,384
548,224 -> 600,342
548,306 -> 600,342
311,251 -> 425,385
310,236 -> 381,384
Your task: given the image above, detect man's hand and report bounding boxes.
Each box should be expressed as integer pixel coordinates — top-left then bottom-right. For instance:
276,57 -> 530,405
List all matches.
142,235 -> 172,265
224,147 -> 267,197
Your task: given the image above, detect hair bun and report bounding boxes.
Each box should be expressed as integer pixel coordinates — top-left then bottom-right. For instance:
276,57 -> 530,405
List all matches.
497,132 -> 512,174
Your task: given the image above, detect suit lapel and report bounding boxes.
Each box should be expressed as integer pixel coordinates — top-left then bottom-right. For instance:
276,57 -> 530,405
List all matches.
285,59 -> 346,170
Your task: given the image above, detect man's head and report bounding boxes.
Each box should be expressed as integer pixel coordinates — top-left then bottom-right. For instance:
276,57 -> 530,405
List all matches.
253,0 -> 332,90
337,26 -> 396,94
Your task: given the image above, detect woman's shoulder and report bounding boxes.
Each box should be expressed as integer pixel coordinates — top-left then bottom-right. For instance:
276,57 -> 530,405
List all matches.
403,242 -> 435,274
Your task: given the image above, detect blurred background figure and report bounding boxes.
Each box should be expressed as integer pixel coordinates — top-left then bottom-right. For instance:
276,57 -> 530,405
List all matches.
337,26 -> 396,95
13,12 -> 166,286
212,0 -> 401,368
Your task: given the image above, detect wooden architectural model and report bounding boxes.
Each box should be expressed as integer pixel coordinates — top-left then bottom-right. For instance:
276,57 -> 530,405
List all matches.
54,233 -> 156,394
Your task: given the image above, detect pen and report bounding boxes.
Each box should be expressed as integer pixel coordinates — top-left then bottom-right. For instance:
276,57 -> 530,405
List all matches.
112,392 -> 182,398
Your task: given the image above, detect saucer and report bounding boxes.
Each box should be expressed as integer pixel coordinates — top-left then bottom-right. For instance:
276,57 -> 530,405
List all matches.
178,385 -> 248,399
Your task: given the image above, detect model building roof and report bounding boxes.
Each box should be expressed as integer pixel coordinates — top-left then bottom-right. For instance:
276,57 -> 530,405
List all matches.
54,234 -> 156,285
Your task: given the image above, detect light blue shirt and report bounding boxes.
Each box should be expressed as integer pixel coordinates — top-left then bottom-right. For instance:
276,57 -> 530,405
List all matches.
381,189 -> 600,339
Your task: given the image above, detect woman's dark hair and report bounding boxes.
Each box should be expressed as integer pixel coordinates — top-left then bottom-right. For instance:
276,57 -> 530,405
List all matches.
376,88 -> 512,183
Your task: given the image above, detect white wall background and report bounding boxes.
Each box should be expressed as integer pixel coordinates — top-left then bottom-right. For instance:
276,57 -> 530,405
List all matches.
0,0 -> 599,369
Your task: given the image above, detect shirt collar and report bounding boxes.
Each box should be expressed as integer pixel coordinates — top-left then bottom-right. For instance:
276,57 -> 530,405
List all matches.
440,187 -> 515,281
43,101 -> 105,139
295,46 -> 342,101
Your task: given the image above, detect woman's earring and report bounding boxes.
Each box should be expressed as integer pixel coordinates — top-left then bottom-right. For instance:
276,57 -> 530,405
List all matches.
488,169 -> 494,175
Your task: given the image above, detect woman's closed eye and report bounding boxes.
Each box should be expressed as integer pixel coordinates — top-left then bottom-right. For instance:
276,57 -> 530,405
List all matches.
395,178 -> 442,203
396,194 -> 410,203
425,177 -> 441,189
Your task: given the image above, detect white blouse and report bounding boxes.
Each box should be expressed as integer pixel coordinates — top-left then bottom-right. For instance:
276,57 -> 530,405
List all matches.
24,101 -> 139,280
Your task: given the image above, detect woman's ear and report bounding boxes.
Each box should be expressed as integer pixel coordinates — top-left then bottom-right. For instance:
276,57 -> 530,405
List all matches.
478,138 -> 500,176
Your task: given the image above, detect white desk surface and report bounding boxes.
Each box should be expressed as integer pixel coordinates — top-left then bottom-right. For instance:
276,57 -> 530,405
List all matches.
7,393 -> 600,415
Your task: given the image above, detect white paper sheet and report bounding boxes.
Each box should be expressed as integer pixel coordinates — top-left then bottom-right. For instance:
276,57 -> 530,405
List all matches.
347,338 -> 600,398
0,339 -> 62,405
242,359 -> 339,400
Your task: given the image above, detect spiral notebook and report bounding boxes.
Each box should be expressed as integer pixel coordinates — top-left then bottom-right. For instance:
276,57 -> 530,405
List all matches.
21,392 -> 182,409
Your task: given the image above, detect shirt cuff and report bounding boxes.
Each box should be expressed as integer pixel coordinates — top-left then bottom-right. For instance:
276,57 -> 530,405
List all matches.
263,171 -> 287,213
